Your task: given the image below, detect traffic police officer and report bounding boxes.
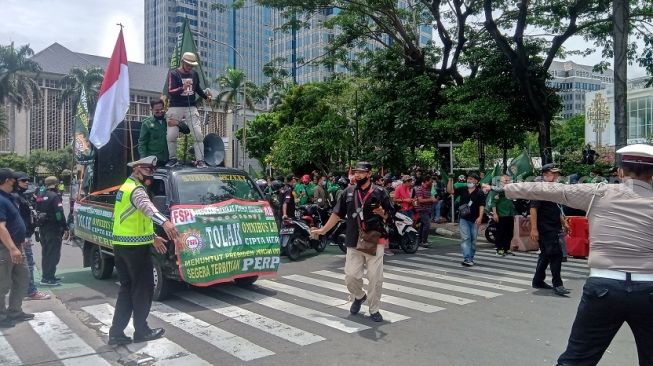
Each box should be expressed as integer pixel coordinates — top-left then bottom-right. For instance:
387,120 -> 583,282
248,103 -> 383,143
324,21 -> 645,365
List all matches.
37,176 -> 69,286
503,144 -> 653,366
108,156 -> 178,345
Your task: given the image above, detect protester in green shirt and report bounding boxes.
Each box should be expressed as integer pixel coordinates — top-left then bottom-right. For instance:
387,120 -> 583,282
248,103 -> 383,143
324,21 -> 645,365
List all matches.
138,99 -> 169,166
295,175 -> 310,206
489,174 -> 516,256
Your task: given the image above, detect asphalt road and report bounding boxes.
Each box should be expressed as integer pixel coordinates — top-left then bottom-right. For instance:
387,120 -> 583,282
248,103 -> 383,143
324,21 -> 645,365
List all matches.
1,233 -> 638,366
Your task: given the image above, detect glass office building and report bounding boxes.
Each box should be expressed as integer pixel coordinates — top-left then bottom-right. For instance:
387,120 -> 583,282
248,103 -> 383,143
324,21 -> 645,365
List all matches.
271,5 -> 433,84
144,0 -> 272,86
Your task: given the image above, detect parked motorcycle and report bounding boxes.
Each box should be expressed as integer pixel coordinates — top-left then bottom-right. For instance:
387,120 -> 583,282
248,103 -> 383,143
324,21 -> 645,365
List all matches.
279,204 -> 328,261
388,212 -> 419,254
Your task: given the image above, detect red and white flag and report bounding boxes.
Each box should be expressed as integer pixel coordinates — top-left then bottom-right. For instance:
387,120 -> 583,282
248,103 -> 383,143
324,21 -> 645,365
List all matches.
90,29 -> 130,149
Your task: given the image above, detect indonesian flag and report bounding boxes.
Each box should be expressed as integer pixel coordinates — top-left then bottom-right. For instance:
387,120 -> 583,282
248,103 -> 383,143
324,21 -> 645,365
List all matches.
90,29 -> 130,149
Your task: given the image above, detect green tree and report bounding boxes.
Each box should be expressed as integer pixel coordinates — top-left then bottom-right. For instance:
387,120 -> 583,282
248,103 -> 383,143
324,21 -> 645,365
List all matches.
264,82 -> 353,172
235,112 -> 280,164
215,67 -> 257,111
0,107 -> 6,136
28,147 -> 73,178
0,42 -> 41,110
59,66 -> 104,115
0,153 -> 28,172
483,0 -> 653,163
552,115 -> 585,155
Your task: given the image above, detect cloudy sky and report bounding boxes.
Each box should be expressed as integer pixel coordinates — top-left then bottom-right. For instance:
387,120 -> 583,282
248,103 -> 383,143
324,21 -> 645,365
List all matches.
0,0 -> 647,77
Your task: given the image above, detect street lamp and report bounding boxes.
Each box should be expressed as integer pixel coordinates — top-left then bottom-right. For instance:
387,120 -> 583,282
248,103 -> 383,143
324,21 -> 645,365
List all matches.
194,31 -> 248,170
586,93 -> 610,147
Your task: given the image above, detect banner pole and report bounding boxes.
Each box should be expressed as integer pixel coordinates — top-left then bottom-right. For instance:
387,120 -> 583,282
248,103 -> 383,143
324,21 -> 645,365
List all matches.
127,120 -> 135,162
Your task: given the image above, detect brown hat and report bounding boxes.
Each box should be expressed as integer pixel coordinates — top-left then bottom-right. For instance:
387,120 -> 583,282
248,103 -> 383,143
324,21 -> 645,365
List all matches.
45,176 -> 59,188
182,52 -> 199,66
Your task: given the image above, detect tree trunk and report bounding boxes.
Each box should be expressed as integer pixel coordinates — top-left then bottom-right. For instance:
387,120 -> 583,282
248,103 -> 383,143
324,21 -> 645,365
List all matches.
538,117 -> 553,165
613,0 -> 628,151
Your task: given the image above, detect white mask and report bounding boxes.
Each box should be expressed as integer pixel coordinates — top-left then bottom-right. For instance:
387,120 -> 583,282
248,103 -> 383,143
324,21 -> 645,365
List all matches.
467,183 -> 476,189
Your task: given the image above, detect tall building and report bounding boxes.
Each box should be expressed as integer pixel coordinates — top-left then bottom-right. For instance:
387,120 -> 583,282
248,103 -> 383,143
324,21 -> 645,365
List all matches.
144,0 -> 272,86
548,60 -> 614,120
1,43 -> 239,167
271,7 -> 433,84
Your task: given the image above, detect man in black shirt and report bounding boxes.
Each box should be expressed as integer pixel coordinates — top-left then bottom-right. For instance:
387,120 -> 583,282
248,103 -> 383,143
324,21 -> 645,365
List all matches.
313,162 -> 393,322
447,172 -> 486,267
279,175 -> 297,220
166,52 -> 212,167
36,176 -> 69,286
530,164 -> 569,296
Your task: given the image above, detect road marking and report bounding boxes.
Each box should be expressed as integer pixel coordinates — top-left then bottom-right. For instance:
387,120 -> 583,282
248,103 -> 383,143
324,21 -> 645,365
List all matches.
28,311 -> 111,366
262,278 -> 411,322
473,251 -> 589,269
445,253 -> 589,274
344,269 -> 503,298
214,286 -> 371,333
0,331 -> 22,366
477,249 -> 589,265
178,291 -> 325,345
382,265 -> 526,292
388,259 -> 533,286
414,255 -> 586,280
311,270 -> 475,305
284,274 -> 445,313
81,303 -> 212,366
150,302 -> 274,361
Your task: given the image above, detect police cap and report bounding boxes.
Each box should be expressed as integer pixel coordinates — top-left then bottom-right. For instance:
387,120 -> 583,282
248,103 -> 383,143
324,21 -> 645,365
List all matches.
127,156 -> 157,168
617,144 -> 653,165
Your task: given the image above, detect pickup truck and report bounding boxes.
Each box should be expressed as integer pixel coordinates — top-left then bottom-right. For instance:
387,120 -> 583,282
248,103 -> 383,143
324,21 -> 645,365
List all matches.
73,165 -> 281,300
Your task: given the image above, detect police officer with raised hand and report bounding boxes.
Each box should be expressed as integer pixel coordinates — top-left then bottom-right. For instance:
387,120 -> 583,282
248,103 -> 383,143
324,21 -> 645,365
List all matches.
108,156 -> 178,345
503,144 -> 653,366
38,176 -> 69,286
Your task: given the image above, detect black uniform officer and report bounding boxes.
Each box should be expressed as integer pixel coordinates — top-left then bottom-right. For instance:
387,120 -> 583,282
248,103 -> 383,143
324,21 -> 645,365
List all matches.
36,176 -> 68,286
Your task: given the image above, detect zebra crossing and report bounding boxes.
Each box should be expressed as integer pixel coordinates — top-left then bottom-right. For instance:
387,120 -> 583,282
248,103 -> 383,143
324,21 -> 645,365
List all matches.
0,248 -> 588,365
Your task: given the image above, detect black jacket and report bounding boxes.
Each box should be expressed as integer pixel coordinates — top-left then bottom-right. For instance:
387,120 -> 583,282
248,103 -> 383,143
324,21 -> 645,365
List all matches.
13,190 -> 35,236
36,189 -> 68,231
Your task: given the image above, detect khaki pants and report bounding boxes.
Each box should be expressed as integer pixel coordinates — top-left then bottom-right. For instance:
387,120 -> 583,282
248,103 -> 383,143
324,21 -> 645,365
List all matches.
0,246 -> 29,318
167,106 -> 204,161
344,245 -> 384,313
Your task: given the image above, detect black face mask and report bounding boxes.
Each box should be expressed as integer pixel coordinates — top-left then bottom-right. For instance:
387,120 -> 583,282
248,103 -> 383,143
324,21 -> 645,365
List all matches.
355,177 -> 369,188
154,114 -> 165,121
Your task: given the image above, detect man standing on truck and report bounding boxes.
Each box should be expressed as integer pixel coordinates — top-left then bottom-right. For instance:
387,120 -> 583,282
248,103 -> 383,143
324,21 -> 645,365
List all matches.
108,156 -> 179,345
138,99 -> 169,166
166,52 -> 212,168
37,176 -> 69,286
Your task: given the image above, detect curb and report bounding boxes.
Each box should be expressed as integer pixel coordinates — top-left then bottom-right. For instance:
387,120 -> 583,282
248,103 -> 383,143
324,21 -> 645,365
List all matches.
428,224 -> 491,245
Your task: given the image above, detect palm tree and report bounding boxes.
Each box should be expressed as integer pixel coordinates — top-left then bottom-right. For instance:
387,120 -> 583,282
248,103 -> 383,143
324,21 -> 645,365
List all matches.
59,66 -> 104,115
0,42 -> 41,110
215,67 -> 257,111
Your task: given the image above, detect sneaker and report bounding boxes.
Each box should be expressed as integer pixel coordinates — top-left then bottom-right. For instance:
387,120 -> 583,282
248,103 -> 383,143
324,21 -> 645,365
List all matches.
420,243 -> 430,248
350,294 -> 367,315
384,249 -> 394,256
553,286 -> 570,296
461,260 -> 473,267
196,160 -> 207,168
40,279 -> 61,287
25,291 -> 51,300
496,250 -> 505,256
505,250 -> 515,256
532,282 -> 553,290
369,312 -> 383,322
8,312 -> 35,321
0,318 -> 14,328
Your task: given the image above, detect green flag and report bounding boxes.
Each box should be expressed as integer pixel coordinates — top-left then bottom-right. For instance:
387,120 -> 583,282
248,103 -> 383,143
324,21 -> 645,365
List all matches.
163,18 -> 208,102
440,169 -> 448,183
480,164 -> 501,185
507,150 -> 535,181
73,88 -> 94,163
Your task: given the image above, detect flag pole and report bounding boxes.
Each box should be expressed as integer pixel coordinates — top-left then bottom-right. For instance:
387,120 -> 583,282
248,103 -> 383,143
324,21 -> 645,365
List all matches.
127,119 -> 135,161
